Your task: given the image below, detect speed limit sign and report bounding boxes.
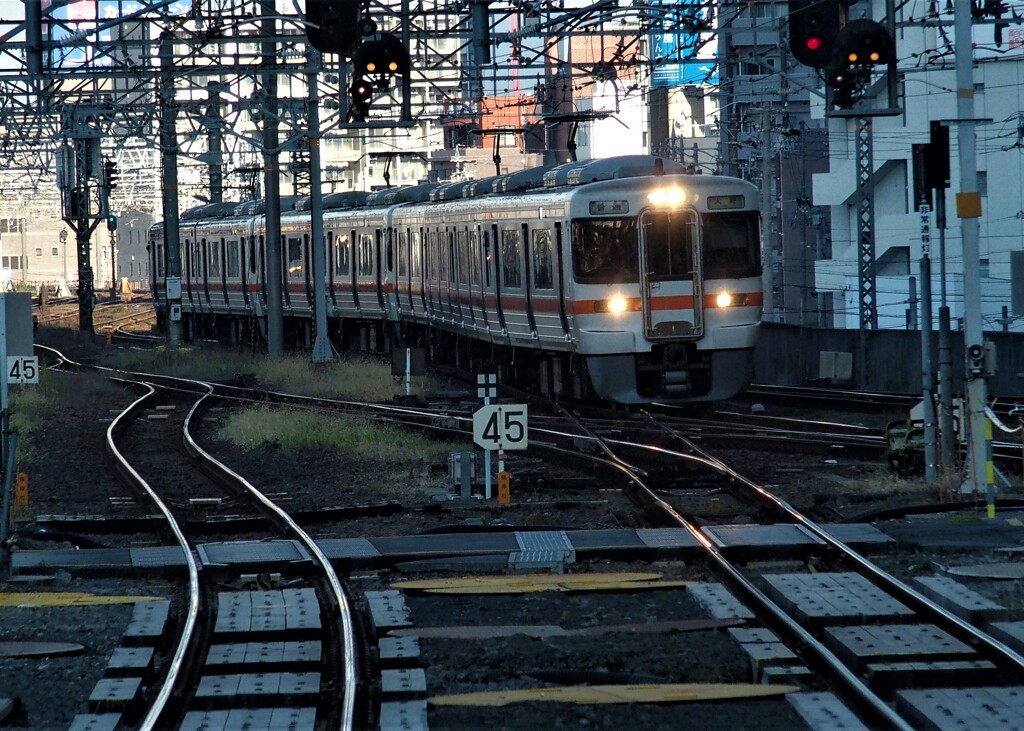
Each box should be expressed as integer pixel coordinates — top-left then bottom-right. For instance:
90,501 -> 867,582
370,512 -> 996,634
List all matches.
7,356 -> 38,384
472,404 -> 528,451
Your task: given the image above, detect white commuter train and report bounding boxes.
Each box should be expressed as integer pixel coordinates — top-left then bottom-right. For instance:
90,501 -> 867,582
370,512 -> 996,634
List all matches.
150,155 -> 763,403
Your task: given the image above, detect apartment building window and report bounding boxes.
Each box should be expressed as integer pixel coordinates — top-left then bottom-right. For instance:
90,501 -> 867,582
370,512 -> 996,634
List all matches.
978,171 -> 987,196
52,247 -> 58,256
35,248 -> 42,256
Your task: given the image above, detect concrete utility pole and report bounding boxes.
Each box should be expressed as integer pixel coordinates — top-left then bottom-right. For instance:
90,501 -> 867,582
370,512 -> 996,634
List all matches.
262,0 -> 284,358
307,51 -> 335,364
954,1 -> 993,510
159,32 -> 183,346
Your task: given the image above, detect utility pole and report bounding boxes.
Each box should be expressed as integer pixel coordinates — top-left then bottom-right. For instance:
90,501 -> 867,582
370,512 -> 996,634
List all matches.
954,0 -> 993,511
159,32 -> 183,346
308,51 -> 335,364
759,108 -> 774,320
262,0 -> 284,359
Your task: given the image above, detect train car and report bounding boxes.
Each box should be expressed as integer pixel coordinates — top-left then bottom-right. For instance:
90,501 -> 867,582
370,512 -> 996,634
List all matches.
151,155 -> 763,404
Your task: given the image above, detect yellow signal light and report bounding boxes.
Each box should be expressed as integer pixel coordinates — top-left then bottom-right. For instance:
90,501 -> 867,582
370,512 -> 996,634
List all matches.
847,52 -> 858,63
869,51 -> 880,62
366,61 -> 377,72
388,61 -> 398,72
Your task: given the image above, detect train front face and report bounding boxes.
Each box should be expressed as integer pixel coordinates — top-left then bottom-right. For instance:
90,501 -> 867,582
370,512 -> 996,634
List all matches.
569,176 -> 763,403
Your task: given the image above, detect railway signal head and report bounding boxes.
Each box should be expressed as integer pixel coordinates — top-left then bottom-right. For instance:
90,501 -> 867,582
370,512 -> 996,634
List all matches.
348,33 -> 410,121
835,18 -> 894,68
305,0 -> 360,56
826,18 -> 896,109
787,0 -> 843,69
107,214 -> 118,231
103,158 -> 119,190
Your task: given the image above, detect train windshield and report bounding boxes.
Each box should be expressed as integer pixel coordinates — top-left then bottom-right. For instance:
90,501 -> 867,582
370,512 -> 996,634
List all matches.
571,218 -> 640,284
701,211 -> 761,279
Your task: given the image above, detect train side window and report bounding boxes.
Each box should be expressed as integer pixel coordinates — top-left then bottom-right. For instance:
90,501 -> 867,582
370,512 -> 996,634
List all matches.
482,231 -> 492,288
358,233 -> 374,276
531,229 -> 554,290
334,233 -> 350,276
571,218 -> 639,284
410,230 -> 422,278
397,232 -> 408,277
227,239 -> 240,278
435,231 -> 446,281
287,236 -> 303,279
156,243 -> 165,278
248,235 -> 258,275
208,238 -> 221,278
501,229 -> 522,288
456,230 -> 469,285
469,230 -> 480,286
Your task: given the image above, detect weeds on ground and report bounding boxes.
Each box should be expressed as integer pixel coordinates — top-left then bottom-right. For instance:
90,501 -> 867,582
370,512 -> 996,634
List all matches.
217,405 -> 453,463
101,346 -> 438,401
8,371 -> 125,465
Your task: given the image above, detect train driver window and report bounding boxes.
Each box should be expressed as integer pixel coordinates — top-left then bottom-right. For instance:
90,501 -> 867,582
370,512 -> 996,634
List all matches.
501,229 -> 522,288
571,218 -> 639,284
701,211 -> 761,279
287,237 -> 303,279
532,229 -> 554,290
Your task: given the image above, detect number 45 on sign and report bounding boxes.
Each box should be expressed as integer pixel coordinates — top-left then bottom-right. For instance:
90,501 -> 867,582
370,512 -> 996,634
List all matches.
472,404 -> 528,451
7,356 -> 39,384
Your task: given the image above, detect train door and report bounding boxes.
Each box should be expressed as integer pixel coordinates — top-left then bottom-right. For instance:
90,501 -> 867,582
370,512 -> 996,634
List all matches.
488,225 -> 507,336
453,228 -> 468,326
414,229 -> 427,318
357,231 -> 373,313
285,234 -> 303,310
326,230 -> 338,310
469,228 -> 486,331
199,238 -> 210,313
209,237 -> 224,305
303,233 -> 313,311
237,235 -> 249,308
529,227 -> 564,342
498,227 -> 529,340
553,223 -> 572,338
639,209 -> 702,338
375,228 -> 387,314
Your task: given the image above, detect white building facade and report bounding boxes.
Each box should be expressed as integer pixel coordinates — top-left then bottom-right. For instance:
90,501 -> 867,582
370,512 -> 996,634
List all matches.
814,1 -> 1024,332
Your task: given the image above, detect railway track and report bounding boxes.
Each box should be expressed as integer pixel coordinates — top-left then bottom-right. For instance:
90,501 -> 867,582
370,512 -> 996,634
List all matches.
6,342 -> 1024,729
93,375 -> 361,728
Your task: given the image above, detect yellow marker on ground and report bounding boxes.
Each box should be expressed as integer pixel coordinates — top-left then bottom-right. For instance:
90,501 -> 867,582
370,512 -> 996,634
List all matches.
429,683 -> 802,706
392,572 -> 691,594
0,593 -> 162,608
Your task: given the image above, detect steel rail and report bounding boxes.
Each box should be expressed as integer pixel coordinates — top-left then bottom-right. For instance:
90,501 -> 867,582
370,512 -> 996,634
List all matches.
650,418 -> 1024,677
546,407 -> 916,731
104,382 -> 202,731
181,384 -> 358,731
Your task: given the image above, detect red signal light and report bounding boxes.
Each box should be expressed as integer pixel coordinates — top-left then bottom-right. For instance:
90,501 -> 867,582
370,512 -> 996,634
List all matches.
805,35 -> 823,52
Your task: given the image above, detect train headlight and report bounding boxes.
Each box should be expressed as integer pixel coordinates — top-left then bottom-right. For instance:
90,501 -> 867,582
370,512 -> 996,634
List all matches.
647,186 -> 687,208
594,295 -> 635,314
715,292 -> 734,308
